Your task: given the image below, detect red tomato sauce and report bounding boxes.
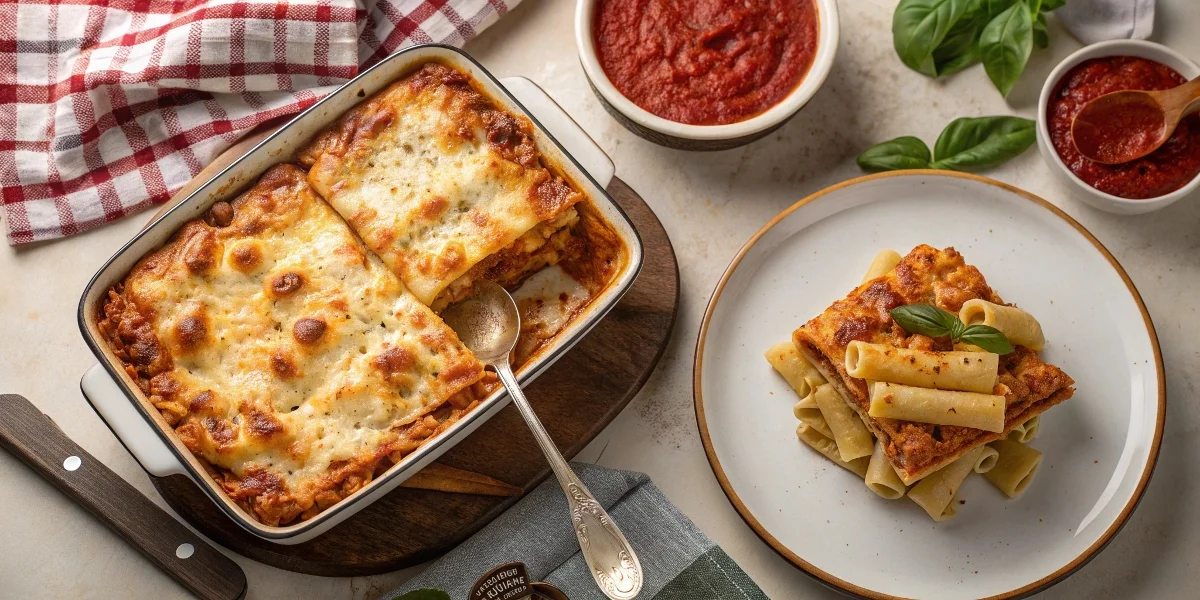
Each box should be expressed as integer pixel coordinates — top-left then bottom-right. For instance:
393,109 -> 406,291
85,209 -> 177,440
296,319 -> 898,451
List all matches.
1048,56 -> 1200,199
593,0 -> 819,126
1070,97 -> 1165,165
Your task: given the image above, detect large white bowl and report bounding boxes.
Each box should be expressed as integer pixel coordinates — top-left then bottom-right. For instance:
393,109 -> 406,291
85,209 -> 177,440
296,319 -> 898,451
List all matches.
574,0 -> 840,150
695,171 -> 1164,599
1037,40 -> 1200,215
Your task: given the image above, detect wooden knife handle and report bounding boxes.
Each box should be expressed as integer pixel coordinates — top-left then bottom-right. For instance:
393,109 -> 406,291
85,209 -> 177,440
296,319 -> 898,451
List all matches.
0,394 -> 247,600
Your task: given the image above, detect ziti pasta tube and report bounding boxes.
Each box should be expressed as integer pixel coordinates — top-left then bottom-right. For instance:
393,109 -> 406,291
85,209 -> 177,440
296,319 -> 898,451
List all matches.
984,440 -> 1043,498
1008,415 -> 1040,443
865,441 -> 907,499
974,445 -> 1000,474
861,249 -> 902,283
811,383 -> 874,461
868,382 -> 1006,433
796,424 -> 870,478
959,299 -> 1045,351
845,341 -> 999,393
794,384 -> 835,439
908,446 -> 985,521
765,341 -> 825,398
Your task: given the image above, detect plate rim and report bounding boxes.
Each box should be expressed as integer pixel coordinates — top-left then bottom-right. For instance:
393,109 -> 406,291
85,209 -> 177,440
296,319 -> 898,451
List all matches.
692,169 -> 1166,600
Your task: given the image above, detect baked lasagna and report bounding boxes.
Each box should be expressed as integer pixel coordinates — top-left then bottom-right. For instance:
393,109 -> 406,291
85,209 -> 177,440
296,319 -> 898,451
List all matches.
791,245 -> 1074,485
97,62 -> 628,527
298,63 -> 589,311
98,165 -> 490,525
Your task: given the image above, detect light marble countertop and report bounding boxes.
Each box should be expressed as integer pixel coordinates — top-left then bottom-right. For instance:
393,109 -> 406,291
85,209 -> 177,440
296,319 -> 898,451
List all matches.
3,1 -> 1198,598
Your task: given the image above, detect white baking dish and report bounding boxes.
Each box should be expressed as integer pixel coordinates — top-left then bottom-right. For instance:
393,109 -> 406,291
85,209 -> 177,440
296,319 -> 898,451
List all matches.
77,45 -> 643,544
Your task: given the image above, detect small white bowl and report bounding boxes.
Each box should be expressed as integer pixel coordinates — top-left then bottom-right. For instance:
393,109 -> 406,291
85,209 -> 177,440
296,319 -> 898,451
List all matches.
574,0 -> 840,151
1037,40 -> 1200,215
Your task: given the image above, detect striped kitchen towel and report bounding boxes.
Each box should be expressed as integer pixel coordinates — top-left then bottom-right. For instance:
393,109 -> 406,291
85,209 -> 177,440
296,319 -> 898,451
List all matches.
388,463 -> 769,600
0,0 -> 519,245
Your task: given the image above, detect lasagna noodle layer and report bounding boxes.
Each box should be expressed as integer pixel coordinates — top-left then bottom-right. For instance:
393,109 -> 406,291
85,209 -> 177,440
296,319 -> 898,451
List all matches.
97,165 -> 485,526
792,245 -> 1074,484
298,62 -> 585,306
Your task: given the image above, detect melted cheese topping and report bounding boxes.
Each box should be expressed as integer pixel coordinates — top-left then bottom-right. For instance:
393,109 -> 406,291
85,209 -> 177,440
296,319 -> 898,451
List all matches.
100,165 -> 483,525
299,62 -> 583,305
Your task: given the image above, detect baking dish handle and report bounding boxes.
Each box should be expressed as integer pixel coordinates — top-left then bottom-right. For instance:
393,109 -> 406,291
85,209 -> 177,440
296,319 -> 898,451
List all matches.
81,364 -> 188,478
500,76 -> 615,188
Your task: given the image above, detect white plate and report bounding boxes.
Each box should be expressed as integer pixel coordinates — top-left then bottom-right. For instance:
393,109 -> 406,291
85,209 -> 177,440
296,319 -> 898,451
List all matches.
694,171 -> 1164,600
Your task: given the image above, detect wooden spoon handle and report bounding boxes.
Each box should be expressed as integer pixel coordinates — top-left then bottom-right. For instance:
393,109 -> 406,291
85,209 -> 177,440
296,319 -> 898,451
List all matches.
1180,76 -> 1200,117
0,394 -> 247,600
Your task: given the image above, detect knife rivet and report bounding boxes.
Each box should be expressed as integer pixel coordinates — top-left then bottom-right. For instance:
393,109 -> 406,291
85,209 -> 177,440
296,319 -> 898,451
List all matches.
62,456 -> 81,471
176,543 -> 194,559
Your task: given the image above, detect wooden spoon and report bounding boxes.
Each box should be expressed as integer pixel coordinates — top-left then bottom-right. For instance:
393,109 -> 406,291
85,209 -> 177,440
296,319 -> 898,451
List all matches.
1071,75 -> 1200,164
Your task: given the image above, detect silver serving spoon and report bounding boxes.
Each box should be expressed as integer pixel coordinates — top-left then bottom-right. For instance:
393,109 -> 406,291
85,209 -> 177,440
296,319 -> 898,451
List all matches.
442,281 -> 643,599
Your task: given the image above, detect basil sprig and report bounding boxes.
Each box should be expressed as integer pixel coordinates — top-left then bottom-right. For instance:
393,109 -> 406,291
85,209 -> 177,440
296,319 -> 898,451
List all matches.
856,116 -> 1035,173
892,0 -> 1064,96
890,304 -> 1015,355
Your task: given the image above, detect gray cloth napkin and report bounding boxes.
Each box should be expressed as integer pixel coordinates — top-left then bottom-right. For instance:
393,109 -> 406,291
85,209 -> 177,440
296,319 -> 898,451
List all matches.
386,463 -> 768,600
1059,0 -> 1155,44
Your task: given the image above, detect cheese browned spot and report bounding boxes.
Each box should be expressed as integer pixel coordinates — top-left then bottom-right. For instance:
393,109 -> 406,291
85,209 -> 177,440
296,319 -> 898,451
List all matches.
419,196 -> 449,220
372,346 -> 416,386
270,349 -> 300,379
292,318 -> 326,344
203,417 -> 235,445
244,407 -> 285,440
230,241 -> 264,272
183,229 -> 219,274
174,313 -> 209,352
189,390 -> 213,412
271,272 -> 303,296
97,164 -> 484,527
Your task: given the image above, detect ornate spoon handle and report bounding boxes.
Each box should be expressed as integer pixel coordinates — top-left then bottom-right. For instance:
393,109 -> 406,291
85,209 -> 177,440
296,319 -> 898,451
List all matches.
494,360 -> 643,599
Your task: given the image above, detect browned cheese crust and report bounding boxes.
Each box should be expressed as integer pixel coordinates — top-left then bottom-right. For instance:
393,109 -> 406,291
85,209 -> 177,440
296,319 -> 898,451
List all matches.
97,164 -> 486,526
792,245 -> 1075,482
296,61 -> 605,308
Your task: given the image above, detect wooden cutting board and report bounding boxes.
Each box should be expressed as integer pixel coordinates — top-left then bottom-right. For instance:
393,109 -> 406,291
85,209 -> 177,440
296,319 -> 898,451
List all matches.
140,127 -> 679,576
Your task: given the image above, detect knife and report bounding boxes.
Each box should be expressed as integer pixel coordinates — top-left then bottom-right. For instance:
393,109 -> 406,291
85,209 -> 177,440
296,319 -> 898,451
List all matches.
0,394 -> 247,600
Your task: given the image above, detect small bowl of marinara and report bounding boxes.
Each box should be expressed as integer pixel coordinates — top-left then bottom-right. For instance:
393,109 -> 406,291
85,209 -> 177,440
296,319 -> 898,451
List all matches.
1037,40 -> 1200,215
575,0 -> 840,151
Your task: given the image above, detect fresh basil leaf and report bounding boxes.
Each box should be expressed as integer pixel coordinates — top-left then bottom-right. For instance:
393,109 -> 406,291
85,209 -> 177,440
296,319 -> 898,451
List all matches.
889,304 -> 958,338
935,45 -> 981,76
1033,11 -> 1049,49
1028,0 -> 1042,15
950,318 -> 967,340
932,16 -> 983,75
893,0 -> 973,77
1040,0 -> 1065,11
397,591 -> 452,600
983,0 -> 1017,19
960,324 -> 1016,354
857,136 -> 933,171
979,1 -> 1033,96
931,116 -> 1036,171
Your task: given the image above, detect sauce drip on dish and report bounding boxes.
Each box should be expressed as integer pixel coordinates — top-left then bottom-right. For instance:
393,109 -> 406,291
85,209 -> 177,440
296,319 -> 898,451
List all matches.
1048,56 -> 1200,199
593,0 -> 819,126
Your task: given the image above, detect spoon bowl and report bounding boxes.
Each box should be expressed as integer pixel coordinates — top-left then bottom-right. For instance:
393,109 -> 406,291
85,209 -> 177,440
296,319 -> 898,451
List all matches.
443,281 -> 644,600
440,281 -> 522,363
1071,75 -> 1200,164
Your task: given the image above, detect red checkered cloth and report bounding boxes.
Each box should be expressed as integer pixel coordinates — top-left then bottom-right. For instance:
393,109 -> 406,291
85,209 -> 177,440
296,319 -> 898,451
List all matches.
0,0 -> 519,245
